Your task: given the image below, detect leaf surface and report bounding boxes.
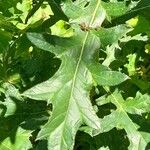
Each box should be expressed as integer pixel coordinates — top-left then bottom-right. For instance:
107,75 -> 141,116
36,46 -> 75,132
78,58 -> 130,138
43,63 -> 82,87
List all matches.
93,90 -> 150,150
24,29 -> 102,149
0,128 -> 32,150
23,1 -> 131,149
90,68 -> 129,86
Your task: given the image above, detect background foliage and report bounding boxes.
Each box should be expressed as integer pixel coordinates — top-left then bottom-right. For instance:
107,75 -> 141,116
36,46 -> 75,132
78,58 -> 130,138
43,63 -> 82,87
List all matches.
0,0 -> 150,150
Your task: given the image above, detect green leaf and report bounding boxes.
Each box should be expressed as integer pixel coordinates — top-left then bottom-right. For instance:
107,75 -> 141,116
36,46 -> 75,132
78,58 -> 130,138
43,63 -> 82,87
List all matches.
23,1 -> 132,148
0,14 -> 17,32
120,34 -> 148,42
93,25 -> 130,47
26,32 -> 81,54
90,68 -> 129,86
62,0 -> 129,28
50,20 -> 74,37
25,0 -> 45,24
62,0 -> 106,28
92,25 -> 130,67
102,44 -> 117,67
101,1 -> 128,20
0,0 -> 150,149
0,83 -> 49,150
0,84 -> 22,117
0,127 -> 32,150
92,90 -> 150,150
131,0 -> 150,19
124,92 -> 150,115
24,29 -> 102,149
124,53 -> 137,76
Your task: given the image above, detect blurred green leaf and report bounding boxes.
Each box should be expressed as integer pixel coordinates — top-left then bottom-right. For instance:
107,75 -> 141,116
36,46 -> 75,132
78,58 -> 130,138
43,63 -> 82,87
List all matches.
0,127 -> 32,150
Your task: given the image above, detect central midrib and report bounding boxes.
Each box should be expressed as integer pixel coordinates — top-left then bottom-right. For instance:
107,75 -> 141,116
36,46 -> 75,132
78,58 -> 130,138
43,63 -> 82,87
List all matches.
70,0 -> 101,99
60,0 -> 101,148
110,91 -> 147,147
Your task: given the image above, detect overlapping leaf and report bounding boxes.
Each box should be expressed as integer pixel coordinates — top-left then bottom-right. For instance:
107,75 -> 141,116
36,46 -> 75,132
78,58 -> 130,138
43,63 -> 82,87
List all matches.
0,127 -> 32,150
91,90 -> 150,150
93,25 -> 130,47
0,83 -> 50,149
23,1 -> 130,149
0,0 -> 149,149
24,29 -> 102,150
62,0 -> 129,28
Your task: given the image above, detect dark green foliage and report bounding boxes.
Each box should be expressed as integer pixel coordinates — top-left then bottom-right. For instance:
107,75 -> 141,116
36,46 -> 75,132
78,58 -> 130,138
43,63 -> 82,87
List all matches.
0,0 -> 150,150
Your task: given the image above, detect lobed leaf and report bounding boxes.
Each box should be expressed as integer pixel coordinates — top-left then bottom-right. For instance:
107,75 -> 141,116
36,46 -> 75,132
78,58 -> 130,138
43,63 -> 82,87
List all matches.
22,0 -> 138,150
24,29 -> 102,149
92,90 -> 150,150
93,25 -> 130,47
124,92 -> 150,115
27,32 -> 81,55
90,69 -> 129,86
